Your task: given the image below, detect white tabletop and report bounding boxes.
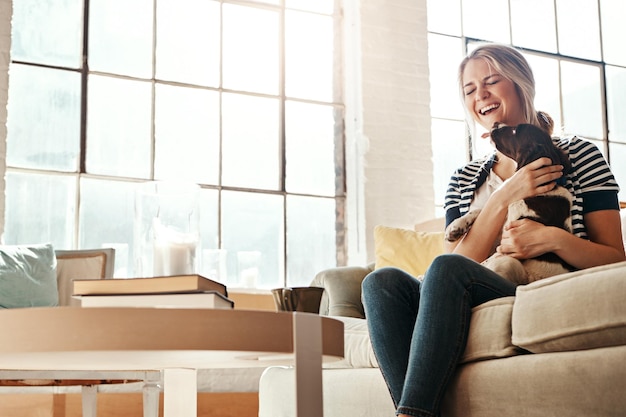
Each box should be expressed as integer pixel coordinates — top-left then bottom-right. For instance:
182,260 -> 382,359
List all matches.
0,307 -> 344,370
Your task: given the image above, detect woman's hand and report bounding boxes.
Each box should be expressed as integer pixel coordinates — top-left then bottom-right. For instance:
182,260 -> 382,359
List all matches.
497,219 -> 553,259
492,157 -> 564,208
498,211 -> 626,269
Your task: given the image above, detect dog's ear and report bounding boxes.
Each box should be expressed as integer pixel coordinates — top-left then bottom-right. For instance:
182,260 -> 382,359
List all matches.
524,124 -> 571,174
514,124 -> 571,173
551,145 -> 571,174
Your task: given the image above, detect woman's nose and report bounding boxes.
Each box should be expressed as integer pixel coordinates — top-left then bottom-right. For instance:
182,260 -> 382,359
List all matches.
475,85 -> 489,100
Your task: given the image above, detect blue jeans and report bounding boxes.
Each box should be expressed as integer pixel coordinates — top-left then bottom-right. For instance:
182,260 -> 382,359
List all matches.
362,254 -> 517,417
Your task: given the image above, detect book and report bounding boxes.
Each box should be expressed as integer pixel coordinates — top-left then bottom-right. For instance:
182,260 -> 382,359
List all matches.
75,291 -> 234,309
72,274 -> 227,297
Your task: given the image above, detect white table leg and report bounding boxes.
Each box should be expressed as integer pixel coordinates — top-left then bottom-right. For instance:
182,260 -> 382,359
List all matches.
293,313 -> 323,417
81,385 -> 97,417
143,371 -> 161,417
163,368 -> 197,417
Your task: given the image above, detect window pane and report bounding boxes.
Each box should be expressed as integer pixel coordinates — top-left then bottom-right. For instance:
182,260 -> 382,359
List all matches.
221,191 -> 284,289
197,188 -> 220,277
427,0 -> 461,36
427,34 -> 465,120
462,0 -> 510,43
155,0 -> 220,87
285,101 -> 337,196
287,0 -> 334,13
560,61 -> 603,139
606,65 -> 626,143
10,0 -> 83,68
79,178 -> 136,277
221,93 -> 280,190
285,10 -> 334,102
286,195 -> 336,287
600,0 -> 626,66
89,0 -> 153,78
154,84 -> 220,184
556,0 -> 601,60
222,4 -> 279,95
6,64 -> 81,171
510,0 -> 557,52
86,75 -> 152,178
431,119 -> 468,207
4,172 -> 76,248
609,143 -> 626,202
523,53 -> 563,135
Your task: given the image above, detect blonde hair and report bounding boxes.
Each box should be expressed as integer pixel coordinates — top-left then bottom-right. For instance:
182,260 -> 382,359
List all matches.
458,43 -> 553,136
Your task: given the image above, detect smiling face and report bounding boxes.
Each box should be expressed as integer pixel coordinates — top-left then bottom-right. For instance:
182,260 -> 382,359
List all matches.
462,58 -> 526,131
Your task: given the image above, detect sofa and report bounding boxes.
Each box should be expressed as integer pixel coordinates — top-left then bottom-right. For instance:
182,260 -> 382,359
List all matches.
258,214 -> 626,417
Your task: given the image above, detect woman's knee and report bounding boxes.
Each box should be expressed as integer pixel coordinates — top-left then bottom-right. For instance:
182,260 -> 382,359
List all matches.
423,254 -> 482,290
362,267 -> 420,298
429,253 -> 473,269
362,267 -> 402,295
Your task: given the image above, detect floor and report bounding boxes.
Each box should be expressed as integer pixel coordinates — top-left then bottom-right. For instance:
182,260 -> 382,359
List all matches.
0,392 -> 259,417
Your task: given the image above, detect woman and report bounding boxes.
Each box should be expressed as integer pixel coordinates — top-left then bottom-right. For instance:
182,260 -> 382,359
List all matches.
362,43 -> 625,417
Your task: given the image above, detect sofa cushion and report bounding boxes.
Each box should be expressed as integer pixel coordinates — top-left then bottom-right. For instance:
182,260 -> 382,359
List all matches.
462,296 -> 524,363
323,317 -> 378,369
512,261 -> 626,354
323,300 -> 522,370
374,225 -> 445,277
0,243 -> 58,308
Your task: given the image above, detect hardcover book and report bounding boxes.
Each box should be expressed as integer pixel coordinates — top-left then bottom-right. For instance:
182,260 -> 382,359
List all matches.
74,291 -> 234,310
72,274 -> 227,297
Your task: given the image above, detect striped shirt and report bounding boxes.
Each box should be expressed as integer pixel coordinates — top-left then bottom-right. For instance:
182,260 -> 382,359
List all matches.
444,135 -> 620,239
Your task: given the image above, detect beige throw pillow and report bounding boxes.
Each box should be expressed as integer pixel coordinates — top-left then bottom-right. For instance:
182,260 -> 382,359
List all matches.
374,225 -> 445,277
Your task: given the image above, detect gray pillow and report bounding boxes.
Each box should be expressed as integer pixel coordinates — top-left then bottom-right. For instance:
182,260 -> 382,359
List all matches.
0,243 -> 58,308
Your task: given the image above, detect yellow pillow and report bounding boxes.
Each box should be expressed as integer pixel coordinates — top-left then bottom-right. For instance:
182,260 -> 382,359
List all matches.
374,225 -> 445,277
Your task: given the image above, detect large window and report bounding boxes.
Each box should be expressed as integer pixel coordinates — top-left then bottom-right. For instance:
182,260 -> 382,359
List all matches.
427,0 -> 626,211
6,0 -> 345,289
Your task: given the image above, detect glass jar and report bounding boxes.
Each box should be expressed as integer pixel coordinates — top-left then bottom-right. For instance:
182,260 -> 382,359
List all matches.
134,181 -> 200,277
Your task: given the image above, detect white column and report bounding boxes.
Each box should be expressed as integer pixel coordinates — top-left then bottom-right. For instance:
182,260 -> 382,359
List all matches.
163,368 -> 197,417
81,385 -> 98,417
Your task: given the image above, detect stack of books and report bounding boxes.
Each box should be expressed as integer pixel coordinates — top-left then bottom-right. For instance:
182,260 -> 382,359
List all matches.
72,274 -> 233,310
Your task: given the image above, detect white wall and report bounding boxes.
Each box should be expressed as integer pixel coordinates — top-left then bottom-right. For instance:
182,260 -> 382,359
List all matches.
0,0 -> 435,264
352,0 -> 435,263
0,0 -> 9,240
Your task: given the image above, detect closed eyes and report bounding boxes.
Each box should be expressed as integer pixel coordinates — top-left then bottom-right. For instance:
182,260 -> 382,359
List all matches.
463,76 -> 501,96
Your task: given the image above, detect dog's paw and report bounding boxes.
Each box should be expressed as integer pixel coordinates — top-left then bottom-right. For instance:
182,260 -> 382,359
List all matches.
444,224 -> 468,242
444,210 -> 482,242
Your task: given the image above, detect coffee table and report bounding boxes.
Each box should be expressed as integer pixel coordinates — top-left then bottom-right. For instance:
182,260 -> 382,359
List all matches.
0,307 -> 344,417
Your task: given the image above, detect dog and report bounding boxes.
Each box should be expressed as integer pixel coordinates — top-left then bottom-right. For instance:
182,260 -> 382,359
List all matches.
445,122 -> 575,285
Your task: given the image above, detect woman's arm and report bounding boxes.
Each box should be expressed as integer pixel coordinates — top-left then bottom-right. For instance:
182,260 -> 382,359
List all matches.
446,157 -> 566,261
498,210 -> 625,269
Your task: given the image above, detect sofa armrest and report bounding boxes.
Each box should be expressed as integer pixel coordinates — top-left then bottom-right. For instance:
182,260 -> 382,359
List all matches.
310,264 -> 374,318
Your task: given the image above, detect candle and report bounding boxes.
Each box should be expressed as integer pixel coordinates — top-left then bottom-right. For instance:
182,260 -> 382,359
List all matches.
240,266 -> 259,288
152,218 -> 198,276
153,239 -> 197,276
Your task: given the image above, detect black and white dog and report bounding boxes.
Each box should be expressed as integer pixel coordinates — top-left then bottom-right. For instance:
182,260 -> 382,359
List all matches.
445,123 -> 575,284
